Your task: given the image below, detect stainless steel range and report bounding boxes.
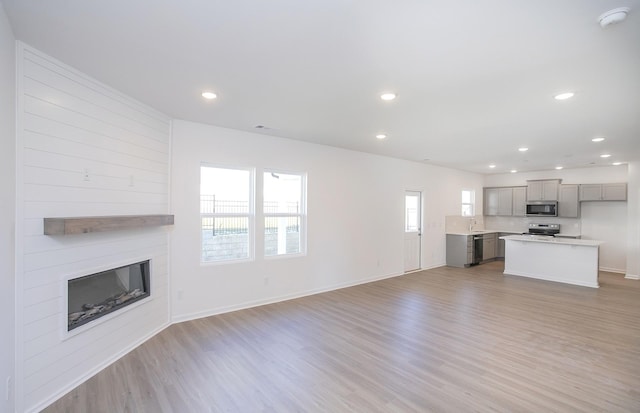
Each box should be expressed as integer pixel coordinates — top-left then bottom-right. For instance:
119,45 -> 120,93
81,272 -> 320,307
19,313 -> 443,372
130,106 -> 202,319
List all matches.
526,223 -> 560,237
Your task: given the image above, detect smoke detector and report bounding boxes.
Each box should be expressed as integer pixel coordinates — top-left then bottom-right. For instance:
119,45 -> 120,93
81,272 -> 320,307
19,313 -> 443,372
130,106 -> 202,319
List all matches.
598,7 -> 630,28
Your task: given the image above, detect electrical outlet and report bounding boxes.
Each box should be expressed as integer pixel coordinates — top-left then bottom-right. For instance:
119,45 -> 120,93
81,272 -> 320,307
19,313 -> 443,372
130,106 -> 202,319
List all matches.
177,289 -> 183,300
264,277 -> 269,286
129,175 -> 134,187
6,376 -> 11,401
83,168 -> 90,181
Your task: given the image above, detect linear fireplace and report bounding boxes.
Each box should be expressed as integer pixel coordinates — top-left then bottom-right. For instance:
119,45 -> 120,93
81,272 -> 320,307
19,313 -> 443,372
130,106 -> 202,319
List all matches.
67,260 -> 150,331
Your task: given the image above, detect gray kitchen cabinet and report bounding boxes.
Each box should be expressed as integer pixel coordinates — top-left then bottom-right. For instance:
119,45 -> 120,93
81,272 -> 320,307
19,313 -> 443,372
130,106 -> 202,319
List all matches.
527,179 -> 560,201
602,183 -> 627,200
558,184 -> 579,218
496,233 -> 510,258
579,184 -> 602,201
498,188 -> 513,216
484,187 -> 512,216
446,234 -> 473,268
579,183 -> 627,201
512,187 -> 527,216
484,188 -> 499,216
482,233 -> 497,261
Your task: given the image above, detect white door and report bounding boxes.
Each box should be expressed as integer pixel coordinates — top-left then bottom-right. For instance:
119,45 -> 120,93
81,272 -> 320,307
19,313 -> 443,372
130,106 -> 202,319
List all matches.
404,191 -> 422,272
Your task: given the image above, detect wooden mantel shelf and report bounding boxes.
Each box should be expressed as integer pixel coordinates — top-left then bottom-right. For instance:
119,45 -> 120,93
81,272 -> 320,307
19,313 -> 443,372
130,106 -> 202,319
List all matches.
44,214 -> 174,235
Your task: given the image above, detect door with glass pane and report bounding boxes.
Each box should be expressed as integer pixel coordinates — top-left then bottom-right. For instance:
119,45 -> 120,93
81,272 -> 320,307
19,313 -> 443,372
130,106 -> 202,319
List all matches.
404,191 -> 422,272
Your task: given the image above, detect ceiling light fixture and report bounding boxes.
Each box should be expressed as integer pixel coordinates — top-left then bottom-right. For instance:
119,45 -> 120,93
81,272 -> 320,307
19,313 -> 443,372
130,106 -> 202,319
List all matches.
380,93 -> 396,101
600,154 -> 611,158
598,7 -> 630,28
375,134 -> 387,140
592,137 -> 605,142
555,166 -> 564,170
554,92 -> 574,100
489,164 -> 496,169
612,162 -> 623,166
201,91 -> 217,100
510,169 -> 518,173
518,147 -> 529,152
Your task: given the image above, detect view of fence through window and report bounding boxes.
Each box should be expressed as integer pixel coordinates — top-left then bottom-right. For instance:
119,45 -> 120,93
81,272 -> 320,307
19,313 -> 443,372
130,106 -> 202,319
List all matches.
263,172 -> 304,256
200,166 -> 306,262
200,166 -> 252,262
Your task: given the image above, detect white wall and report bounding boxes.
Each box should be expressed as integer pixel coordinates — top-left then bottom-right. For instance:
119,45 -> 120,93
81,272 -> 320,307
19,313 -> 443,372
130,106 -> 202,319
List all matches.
483,166 -> 630,273
626,162 -> 640,279
171,120 -> 483,320
0,2 -> 15,412
15,44 -> 172,412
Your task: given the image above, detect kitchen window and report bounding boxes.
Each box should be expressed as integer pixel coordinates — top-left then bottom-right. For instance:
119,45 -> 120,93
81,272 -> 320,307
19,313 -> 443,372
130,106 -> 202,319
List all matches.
200,165 -> 254,263
461,189 -> 475,217
263,171 -> 306,257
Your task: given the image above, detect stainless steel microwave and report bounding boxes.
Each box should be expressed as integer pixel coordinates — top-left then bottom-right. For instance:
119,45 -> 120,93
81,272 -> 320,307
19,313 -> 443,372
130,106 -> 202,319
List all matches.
526,201 -> 558,217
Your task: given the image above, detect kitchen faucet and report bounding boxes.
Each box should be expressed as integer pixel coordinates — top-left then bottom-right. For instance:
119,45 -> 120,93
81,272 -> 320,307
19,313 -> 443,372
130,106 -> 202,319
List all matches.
469,218 -> 476,232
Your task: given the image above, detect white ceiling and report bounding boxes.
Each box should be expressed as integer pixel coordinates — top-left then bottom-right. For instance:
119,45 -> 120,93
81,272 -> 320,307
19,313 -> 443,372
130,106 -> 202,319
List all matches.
3,0 -> 640,174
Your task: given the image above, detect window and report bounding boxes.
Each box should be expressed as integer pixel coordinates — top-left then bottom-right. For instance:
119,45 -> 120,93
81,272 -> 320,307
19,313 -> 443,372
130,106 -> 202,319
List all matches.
200,166 -> 253,263
263,171 -> 306,256
405,192 -> 420,232
461,189 -> 475,217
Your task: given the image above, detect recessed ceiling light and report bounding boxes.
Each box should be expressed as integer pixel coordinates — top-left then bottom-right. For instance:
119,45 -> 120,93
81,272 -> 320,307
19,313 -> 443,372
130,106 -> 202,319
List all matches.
510,169 -> 518,173
555,166 -> 563,170
554,92 -> 574,100
600,154 -> 611,158
518,147 -> 529,152
489,164 -> 496,169
375,134 -> 387,140
380,93 -> 396,101
592,137 -> 605,142
201,91 -> 217,99
598,7 -> 630,28
612,162 -> 623,166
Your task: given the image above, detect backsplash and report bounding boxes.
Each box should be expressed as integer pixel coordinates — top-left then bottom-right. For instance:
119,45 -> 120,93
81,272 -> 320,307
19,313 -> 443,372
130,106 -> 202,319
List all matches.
446,214 -> 581,235
445,215 -> 485,233
484,216 -> 582,235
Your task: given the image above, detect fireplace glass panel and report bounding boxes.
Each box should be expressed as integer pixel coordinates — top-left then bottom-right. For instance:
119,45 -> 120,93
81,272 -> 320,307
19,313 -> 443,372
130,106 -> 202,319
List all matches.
68,260 -> 150,331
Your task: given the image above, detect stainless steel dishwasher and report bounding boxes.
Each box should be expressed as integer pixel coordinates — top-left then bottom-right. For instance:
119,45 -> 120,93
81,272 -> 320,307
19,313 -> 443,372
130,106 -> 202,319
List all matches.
472,234 -> 485,264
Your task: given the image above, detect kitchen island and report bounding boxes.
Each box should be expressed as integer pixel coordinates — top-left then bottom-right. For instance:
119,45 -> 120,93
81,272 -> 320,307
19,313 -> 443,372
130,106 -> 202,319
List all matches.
500,235 -> 603,288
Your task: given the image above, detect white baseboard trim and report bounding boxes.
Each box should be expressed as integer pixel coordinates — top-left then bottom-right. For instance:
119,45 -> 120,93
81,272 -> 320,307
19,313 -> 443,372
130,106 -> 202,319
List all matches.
30,321 -> 171,413
599,266 -> 626,274
625,273 -> 640,280
172,270 -> 404,324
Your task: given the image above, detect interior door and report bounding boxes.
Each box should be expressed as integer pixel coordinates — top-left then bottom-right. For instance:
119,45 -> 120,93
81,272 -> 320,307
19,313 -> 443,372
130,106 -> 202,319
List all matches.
404,191 -> 422,272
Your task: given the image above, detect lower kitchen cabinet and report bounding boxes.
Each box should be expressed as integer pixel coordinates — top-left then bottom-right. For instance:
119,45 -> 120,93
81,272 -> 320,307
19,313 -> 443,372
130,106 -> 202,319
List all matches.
446,234 -> 473,268
482,233 -> 497,261
496,233 -> 508,258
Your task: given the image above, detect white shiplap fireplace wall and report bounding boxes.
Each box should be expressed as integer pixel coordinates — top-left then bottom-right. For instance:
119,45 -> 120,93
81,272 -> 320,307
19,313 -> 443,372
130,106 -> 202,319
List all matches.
16,43 -> 172,412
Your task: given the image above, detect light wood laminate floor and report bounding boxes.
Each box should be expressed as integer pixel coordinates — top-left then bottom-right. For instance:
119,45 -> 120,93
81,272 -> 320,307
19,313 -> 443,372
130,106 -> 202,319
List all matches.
44,262 -> 640,412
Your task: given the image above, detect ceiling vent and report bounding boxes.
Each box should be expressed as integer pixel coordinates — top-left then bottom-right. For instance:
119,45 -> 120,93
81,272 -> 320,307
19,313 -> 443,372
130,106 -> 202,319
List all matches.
598,7 -> 630,28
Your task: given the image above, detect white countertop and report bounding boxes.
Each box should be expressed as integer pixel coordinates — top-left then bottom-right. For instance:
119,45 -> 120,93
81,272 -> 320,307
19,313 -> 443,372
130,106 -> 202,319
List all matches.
447,230 -> 582,238
446,229 -> 522,236
500,234 -> 602,247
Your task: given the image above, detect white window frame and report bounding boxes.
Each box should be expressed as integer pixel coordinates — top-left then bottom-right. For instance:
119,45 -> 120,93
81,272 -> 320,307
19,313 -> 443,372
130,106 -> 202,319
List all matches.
263,170 -> 307,258
461,189 -> 475,217
200,164 -> 255,264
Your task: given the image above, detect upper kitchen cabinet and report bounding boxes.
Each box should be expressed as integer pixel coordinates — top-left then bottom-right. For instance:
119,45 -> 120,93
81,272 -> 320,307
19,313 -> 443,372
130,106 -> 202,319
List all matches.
512,186 -> 527,216
579,183 -> 627,201
527,179 -> 560,201
484,187 -> 514,216
484,188 -> 499,216
558,184 -> 579,218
